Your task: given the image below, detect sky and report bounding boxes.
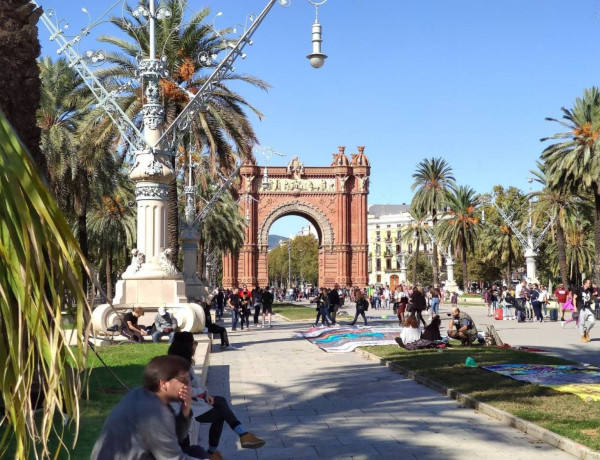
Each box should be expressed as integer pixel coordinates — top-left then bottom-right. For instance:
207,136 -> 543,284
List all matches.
37,0 -> 600,237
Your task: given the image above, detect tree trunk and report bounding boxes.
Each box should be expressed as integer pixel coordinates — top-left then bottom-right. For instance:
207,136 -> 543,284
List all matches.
431,211 -> 439,286
412,248 -> 419,286
77,208 -> 90,299
462,246 -> 469,291
594,187 -> 600,285
0,1 -> 46,180
105,250 -> 113,302
555,219 -> 569,286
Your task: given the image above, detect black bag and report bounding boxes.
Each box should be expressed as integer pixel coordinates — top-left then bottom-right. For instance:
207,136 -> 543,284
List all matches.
517,310 -> 526,322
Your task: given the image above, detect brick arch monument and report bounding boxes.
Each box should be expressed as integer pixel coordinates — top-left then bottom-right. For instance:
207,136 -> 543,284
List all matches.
222,146 -> 370,289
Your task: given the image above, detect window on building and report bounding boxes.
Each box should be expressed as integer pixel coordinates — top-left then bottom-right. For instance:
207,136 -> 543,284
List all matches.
408,243 -> 413,254
375,244 -> 381,255
397,230 -> 401,239
423,243 -> 428,253
376,231 -> 380,241
396,244 -> 401,252
376,259 -> 381,271
386,259 -> 392,270
376,274 -> 381,283
368,258 -> 372,272
386,231 -> 391,241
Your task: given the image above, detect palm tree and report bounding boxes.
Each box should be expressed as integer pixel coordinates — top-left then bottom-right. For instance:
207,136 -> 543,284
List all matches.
94,0 -> 268,265
0,1 -> 46,179
479,215 -> 523,286
411,157 -> 455,286
0,110 -> 91,459
39,58 -> 121,296
401,206 -> 428,285
87,186 -> 137,301
529,161 -> 584,286
438,185 -> 481,290
541,87 -> 600,283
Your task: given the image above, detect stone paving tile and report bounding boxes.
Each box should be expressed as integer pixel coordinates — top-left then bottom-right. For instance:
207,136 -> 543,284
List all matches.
199,323 -> 577,459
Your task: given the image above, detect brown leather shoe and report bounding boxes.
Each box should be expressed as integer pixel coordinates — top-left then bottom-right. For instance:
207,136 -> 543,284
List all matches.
582,335 -> 588,343
240,432 -> 266,449
209,451 -> 225,460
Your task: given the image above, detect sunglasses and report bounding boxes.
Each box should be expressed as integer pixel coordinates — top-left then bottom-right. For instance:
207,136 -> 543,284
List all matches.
172,375 -> 190,385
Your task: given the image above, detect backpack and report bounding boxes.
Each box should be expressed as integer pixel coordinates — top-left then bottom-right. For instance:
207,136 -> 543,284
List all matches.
517,309 -> 526,322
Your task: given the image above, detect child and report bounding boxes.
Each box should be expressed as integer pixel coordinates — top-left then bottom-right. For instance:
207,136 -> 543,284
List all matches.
450,292 -> 458,307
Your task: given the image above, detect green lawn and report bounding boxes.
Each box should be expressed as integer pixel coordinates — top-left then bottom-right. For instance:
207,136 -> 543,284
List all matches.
366,345 -> 600,451
48,343 -> 168,459
273,302 -> 318,321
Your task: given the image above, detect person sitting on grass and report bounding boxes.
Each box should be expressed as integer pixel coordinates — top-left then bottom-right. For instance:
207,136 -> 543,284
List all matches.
168,332 -> 265,459
447,307 -> 478,346
394,314 -> 421,348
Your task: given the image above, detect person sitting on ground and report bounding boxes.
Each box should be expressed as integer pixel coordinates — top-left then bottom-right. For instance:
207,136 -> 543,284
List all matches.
91,355 -> 209,459
421,314 -> 442,341
397,314 -> 443,350
154,306 -> 179,344
394,314 -> 421,348
201,301 -> 234,350
447,307 -> 478,346
121,306 -> 147,343
168,332 -> 265,459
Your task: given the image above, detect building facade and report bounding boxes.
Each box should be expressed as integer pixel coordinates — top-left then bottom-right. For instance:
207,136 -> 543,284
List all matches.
367,204 -> 435,289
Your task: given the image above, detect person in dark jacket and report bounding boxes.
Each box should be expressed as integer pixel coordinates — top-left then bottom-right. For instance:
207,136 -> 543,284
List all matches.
261,286 -> 274,327
328,284 -> 341,325
349,289 -> 368,326
410,286 -> 428,328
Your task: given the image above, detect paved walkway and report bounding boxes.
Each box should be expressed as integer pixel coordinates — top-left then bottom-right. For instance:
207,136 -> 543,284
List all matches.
199,315 -> 576,460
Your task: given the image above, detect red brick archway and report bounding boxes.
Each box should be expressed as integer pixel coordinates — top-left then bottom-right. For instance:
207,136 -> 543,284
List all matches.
222,146 -> 370,289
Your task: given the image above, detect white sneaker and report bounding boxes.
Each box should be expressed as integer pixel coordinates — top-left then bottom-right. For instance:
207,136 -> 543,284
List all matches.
224,345 -> 236,350
561,321 -> 565,328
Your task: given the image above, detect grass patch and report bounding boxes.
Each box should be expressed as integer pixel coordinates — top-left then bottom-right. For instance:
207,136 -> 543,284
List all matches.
2,343 -> 170,458
273,302 -> 318,321
366,345 -> 600,451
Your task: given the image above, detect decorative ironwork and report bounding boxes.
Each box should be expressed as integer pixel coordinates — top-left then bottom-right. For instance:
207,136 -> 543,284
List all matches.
135,184 -> 169,199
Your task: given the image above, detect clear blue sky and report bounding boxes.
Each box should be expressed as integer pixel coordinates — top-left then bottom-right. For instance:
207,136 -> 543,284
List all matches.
38,0 -> 600,237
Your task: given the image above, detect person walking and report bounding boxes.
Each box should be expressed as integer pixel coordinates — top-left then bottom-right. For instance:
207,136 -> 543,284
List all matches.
430,285 -> 441,316
227,289 -> 240,332
251,285 -> 262,326
349,289 -> 368,326
410,285 -> 428,329
328,284 -> 341,325
574,278 -> 596,343
530,283 -> 543,322
239,289 -> 252,331
261,286 -> 274,327
314,287 -> 331,327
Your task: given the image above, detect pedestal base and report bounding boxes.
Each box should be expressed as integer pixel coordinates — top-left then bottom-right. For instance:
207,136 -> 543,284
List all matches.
113,278 -> 187,305
184,277 -> 211,302
91,302 -> 206,334
444,281 -> 459,295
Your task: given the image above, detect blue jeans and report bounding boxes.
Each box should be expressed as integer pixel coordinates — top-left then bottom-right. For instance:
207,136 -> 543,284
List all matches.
231,308 -> 239,330
316,306 -> 331,326
430,298 -> 439,315
152,330 -> 175,343
503,304 -> 513,318
350,309 -> 367,325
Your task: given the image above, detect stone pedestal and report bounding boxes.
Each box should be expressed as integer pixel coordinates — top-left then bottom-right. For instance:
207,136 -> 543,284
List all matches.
113,279 -> 187,305
91,302 -> 205,334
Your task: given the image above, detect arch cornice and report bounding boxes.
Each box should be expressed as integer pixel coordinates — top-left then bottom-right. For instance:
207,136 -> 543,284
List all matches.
257,199 -> 335,249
